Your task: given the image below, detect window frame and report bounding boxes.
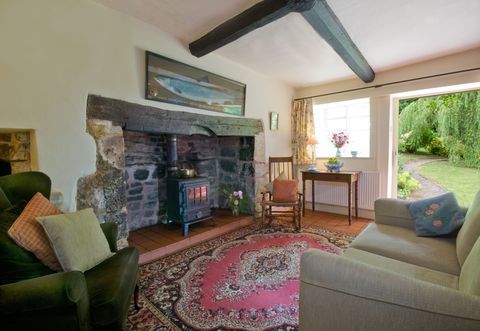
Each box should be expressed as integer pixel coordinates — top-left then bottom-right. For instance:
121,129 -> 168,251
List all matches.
313,98 -> 373,159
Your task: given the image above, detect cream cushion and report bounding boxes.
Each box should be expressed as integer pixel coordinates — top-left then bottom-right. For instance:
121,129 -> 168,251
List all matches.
350,223 -> 460,275
36,208 -> 113,272
264,171 -> 287,192
345,248 -> 458,288
456,191 -> 480,266
459,237 -> 480,295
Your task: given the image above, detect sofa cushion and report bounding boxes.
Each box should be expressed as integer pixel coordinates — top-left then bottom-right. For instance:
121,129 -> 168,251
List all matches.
350,223 -> 460,275
345,248 -> 458,289
456,191 -> 480,266
459,237 -> 480,296
84,246 -> 139,329
408,192 -> 464,237
37,208 -> 113,272
7,192 -> 63,271
0,209 -> 53,285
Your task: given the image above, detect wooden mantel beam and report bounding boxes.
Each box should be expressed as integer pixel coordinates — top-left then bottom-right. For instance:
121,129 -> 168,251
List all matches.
189,0 -> 316,57
302,0 -> 375,82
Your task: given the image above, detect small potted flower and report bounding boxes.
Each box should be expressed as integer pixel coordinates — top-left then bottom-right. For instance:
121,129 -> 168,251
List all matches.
331,132 -> 349,157
225,190 -> 244,216
324,157 -> 344,173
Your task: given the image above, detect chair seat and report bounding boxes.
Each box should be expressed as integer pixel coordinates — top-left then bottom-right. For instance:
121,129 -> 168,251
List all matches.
262,200 -> 300,206
84,247 -> 139,330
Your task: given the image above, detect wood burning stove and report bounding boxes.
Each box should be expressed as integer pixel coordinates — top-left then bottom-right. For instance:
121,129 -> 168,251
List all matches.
166,134 -> 212,236
166,177 -> 212,236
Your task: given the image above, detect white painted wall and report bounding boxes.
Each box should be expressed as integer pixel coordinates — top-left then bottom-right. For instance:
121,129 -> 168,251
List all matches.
296,48 -> 480,206
0,0 -> 294,210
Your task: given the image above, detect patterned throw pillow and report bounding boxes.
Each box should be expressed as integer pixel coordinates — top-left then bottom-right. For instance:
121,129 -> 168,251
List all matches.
408,192 -> 465,237
7,192 -> 62,271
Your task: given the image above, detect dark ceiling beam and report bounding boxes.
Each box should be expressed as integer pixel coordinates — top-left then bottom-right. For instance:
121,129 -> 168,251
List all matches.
302,0 -> 375,83
189,0 -> 316,57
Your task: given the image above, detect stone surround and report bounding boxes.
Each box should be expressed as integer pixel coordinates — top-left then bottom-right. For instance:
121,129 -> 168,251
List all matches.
0,131 -> 32,174
77,95 -> 266,241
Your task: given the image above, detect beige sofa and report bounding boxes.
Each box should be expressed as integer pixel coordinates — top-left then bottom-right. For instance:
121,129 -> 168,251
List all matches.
299,193 -> 480,331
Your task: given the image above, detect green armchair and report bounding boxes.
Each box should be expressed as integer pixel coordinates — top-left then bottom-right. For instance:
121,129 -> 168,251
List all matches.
0,172 -> 139,331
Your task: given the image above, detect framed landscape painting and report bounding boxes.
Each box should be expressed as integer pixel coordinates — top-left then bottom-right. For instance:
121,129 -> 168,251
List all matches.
145,51 -> 246,116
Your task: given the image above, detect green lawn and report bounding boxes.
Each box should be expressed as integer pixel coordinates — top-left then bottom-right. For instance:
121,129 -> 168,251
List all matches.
418,161 -> 480,207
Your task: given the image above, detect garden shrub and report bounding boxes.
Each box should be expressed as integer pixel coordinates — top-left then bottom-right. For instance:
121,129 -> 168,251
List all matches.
427,136 -> 448,156
397,171 -> 421,199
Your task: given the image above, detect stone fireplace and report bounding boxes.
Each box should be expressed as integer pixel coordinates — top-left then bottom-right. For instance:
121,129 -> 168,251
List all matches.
0,131 -> 33,175
77,95 -> 266,242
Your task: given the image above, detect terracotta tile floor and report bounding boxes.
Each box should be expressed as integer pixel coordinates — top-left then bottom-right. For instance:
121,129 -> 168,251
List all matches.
128,209 -> 253,255
129,209 -> 372,258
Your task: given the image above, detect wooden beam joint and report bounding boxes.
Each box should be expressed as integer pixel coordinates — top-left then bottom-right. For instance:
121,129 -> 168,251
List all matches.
189,0 -> 316,57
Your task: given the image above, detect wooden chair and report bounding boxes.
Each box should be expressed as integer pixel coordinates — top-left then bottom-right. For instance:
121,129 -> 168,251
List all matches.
261,156 -> 302,230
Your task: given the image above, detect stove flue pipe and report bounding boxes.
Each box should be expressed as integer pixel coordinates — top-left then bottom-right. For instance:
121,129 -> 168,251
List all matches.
167,134 -> 178,177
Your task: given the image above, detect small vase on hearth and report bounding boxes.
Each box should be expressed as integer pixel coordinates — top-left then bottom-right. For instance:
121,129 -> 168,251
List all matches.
232,206 -> 239,216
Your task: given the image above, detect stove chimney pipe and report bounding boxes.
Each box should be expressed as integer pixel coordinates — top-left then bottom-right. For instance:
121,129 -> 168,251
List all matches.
167,134 -> 178,177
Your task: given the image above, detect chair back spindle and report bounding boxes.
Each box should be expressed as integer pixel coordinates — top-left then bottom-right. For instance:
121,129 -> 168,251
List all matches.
268,156 -> 294,181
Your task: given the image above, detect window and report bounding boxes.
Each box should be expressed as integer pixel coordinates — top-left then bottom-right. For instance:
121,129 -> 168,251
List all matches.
313,98 -> 371,157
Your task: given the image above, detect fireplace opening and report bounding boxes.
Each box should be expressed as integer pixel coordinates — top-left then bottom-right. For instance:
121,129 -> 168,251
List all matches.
78,95 -> 266,242
123,130 -> 255,234
0,160 -> 11,176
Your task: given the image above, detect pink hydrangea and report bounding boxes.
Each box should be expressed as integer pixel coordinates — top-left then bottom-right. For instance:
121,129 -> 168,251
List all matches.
331,132 -> 349,148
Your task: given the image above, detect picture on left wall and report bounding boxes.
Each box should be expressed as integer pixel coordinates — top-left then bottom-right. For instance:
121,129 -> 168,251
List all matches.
145,51 -> 246,116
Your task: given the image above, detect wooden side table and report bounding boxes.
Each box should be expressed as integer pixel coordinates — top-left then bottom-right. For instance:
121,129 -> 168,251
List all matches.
302,171 -> 360,225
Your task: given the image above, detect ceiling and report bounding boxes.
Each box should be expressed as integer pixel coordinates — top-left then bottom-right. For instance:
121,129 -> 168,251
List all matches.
96,0 -> 480,87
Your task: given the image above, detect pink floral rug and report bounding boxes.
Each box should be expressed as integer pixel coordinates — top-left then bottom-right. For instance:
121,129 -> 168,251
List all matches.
126,223 -> 353,330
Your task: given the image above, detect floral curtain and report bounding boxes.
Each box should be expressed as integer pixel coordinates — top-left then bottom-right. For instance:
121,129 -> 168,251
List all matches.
291,98 -> 315,165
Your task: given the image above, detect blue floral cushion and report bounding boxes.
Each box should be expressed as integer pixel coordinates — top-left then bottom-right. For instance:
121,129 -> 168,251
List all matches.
408,192 -> 465,237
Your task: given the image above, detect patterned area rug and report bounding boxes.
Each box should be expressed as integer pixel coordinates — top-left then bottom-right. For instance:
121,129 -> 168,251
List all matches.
126,223 -> 354,330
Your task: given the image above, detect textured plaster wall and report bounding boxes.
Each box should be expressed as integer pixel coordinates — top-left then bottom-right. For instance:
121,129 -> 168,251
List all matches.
0,0 -> 294,211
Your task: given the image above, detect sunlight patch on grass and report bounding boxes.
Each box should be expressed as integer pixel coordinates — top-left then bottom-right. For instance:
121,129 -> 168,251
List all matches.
418,161 -> 480,207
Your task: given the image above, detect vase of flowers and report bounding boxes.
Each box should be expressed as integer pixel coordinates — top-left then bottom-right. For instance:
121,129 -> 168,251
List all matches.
331,132 -> 349,157
225,190 -> 244,216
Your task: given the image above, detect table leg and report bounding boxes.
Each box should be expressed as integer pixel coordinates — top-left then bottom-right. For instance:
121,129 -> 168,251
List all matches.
348,182 -> 352,226
312,180 -> 315,212
355,180 -> 359,218
302,178 -> 306,216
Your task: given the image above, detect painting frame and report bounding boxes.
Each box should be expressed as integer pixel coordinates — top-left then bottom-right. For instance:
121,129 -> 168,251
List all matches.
270,112 -> 279,130
145,51 -> 246,116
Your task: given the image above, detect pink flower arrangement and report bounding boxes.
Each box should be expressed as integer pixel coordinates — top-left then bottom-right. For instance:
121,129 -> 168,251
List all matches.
225,190 -> 244,211
331,132 -> 349,148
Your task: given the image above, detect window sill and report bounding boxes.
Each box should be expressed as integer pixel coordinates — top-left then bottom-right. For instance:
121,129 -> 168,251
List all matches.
316,157 -> 373,160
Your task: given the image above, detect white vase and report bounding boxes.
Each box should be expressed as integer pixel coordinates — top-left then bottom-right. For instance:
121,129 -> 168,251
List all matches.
335,148 -> 342,158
